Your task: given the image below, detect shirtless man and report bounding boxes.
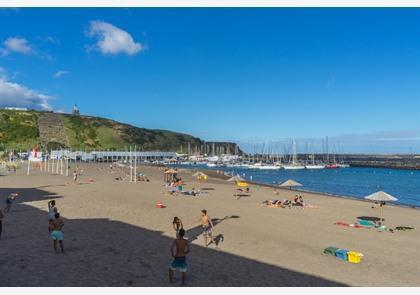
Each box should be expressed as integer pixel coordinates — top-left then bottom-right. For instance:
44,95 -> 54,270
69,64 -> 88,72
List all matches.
49,213 -> 64,253
200,209 -> 216,247
169,228 -> 190,285
73,170 -> 78,183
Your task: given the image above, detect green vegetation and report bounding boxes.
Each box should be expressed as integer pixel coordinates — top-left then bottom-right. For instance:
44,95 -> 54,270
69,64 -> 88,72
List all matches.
0,110 -> 40,150
0,109 -> 239,153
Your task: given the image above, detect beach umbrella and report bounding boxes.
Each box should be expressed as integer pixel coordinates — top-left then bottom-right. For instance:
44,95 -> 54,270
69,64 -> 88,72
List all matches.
227,175 -> 244,182
164,168 -> 177,174
364,191 -> 398,223
279,179 -> 303,190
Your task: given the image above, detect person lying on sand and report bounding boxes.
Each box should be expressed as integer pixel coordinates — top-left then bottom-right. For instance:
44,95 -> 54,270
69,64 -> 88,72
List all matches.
49,213 -> 64,254
169,228 -> 189,285
261,199 -> 289,208
200,209 -> 216,247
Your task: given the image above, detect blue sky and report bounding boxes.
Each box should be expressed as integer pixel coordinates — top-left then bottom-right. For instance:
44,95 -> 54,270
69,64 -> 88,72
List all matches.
1,8 -> 420,153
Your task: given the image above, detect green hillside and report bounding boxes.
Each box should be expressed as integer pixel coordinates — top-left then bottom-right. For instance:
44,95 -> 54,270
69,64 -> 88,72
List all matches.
0,109 -> 239,154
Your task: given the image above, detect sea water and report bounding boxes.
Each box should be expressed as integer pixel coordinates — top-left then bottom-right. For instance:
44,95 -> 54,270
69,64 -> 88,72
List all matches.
179,165 -> 420,207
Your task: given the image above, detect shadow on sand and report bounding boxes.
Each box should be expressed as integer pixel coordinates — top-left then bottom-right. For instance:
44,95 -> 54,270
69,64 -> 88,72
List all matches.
0,187 -> 347,287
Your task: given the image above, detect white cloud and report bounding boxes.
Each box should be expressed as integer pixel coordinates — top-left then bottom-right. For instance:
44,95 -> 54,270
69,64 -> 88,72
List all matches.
3,37 -> 32,55
53,70 -> 69,78
86,20 -> 142,56
0,77 -> 52,110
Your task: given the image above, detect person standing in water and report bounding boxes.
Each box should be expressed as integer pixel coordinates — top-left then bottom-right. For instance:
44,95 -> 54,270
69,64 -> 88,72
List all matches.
49,212 -> 64,253
199,209 -> 216,247
169,228 -> 189,285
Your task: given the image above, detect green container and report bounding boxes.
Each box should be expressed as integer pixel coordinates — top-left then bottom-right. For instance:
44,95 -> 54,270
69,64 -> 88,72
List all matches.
323,246 -> 339,256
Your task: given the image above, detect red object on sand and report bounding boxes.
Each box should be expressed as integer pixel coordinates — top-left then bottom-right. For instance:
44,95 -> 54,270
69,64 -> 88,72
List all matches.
156,202 -> 165,208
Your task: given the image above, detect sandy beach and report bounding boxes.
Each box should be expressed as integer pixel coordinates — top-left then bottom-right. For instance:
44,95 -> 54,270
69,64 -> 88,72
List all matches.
0,162 -> 419,287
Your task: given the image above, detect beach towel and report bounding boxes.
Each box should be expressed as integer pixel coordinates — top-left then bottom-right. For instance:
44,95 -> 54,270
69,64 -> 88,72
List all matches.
357,219 -> 376,227
334,221 -> 365,229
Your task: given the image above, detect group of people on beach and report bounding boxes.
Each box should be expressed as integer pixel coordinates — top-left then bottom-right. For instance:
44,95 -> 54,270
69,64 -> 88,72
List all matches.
262,194 -> 308,208
169,209 -> 217,285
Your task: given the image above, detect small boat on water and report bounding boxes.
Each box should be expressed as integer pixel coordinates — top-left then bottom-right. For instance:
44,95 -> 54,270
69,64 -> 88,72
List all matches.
259,164 -> 281,170
338,163 -> 350,168
325,164 -> 340,169
305,164 -> 324,169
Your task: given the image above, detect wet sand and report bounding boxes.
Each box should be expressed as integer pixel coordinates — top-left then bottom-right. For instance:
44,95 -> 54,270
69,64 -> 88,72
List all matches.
0,163 -> 419,286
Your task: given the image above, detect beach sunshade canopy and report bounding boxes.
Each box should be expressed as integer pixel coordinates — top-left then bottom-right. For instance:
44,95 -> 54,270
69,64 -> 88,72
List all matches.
364,191 -> 397,223
227,175 -> 244,182
236,181 -> 249,187
192,171 -> 208,177
364,191 -> 398,202
279,179 -> 303,187
164,168 -> 177,174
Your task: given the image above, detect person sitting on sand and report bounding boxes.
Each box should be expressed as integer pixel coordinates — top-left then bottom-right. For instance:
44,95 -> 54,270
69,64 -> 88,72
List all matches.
292,195 -> 304,207
49,213 -> 64,253
199,209 -> 216,247
4,193 -> 18,213
172,217 -> 184,236
48,200 -> 58,221
169,228 -> 189,285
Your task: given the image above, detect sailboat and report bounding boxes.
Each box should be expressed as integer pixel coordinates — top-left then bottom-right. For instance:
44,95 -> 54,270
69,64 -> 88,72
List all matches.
305,155 -> 324,169
305,144 -> 324,169
284,139 -> 305,170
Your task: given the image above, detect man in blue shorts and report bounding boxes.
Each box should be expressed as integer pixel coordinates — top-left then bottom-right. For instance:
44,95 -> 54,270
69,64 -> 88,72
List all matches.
169,228 -> 189,285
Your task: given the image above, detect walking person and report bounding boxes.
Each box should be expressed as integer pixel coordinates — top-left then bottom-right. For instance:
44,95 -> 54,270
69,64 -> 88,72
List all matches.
4,193 -> 18,213
49,212 -> 64,253
169,228 -> 189,286
199,209 -> 216,247
73,170 -> 78,183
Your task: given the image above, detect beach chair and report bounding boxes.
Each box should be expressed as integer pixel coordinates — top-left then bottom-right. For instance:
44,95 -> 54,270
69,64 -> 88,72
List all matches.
347,251 -> 364,263
335,249 -> 349,261
323,247 -> 339,256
